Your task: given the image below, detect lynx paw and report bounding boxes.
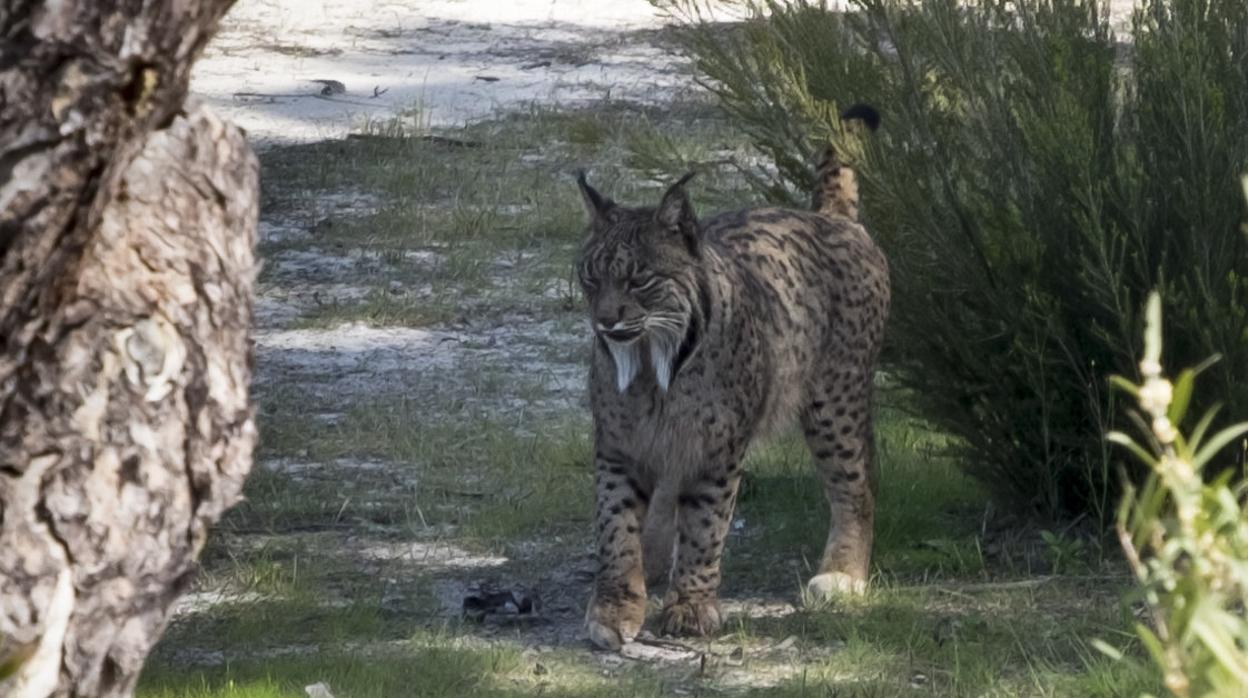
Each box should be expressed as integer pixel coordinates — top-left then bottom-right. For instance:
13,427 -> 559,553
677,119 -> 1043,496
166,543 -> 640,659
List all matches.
660,595 -> 723,637
585,596 -> 645,651
806,571 -> 867,600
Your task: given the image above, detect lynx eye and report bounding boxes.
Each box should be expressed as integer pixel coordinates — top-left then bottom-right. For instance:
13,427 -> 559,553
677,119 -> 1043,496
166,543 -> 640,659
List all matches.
625,276 -> 654,292
579,267 -> 599,292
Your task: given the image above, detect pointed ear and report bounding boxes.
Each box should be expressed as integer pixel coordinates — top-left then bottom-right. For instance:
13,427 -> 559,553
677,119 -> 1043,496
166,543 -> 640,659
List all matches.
577,170 -> 614,225
655,171 -> 698,233
655,172 -> 699,256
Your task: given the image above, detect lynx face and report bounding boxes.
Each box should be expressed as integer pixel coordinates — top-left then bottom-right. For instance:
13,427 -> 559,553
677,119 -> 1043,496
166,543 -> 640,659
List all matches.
575,173 -> 703,392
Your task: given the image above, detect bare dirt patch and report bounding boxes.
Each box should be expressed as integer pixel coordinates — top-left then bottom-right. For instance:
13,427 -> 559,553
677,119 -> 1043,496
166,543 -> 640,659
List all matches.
192,0 -> 692,146
254,318 -> 584,415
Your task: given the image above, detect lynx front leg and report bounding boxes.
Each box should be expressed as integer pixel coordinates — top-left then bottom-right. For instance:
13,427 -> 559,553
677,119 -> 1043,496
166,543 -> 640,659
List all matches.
661,470 -> 741,637
585,453 -> 650,650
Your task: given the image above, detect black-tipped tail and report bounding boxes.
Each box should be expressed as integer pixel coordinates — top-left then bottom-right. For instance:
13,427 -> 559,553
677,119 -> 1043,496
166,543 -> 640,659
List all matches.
840,103 -> 881,131
812,104 -> 881,221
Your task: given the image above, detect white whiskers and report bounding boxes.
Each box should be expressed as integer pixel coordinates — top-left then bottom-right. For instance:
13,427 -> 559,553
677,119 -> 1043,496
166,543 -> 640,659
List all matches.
605,338 -> 641,393
649,330 -> 680,392
601,312 -> 688,394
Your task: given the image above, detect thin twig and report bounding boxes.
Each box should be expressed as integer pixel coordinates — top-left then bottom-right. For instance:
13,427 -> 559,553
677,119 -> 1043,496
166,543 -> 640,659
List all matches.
1117,523 -> 1172,644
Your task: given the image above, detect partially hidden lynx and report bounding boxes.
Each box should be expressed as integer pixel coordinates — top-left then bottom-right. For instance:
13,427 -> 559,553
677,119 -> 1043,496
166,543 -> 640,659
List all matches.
575,105 -> 889,650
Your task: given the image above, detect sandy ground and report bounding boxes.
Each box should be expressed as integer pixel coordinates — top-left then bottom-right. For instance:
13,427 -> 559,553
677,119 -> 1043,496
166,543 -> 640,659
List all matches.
191,0 -> 693,145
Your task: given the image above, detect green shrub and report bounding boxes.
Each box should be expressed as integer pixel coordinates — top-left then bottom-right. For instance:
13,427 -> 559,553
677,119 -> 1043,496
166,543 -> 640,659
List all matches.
656,0 -> 1248,521
1102,291 -> 1248,697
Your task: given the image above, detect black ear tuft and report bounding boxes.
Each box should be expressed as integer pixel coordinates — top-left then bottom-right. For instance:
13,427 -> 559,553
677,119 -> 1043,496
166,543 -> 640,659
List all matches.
577,170 -> 614,223
840,103 -> 881,131
671,170 -> 698,190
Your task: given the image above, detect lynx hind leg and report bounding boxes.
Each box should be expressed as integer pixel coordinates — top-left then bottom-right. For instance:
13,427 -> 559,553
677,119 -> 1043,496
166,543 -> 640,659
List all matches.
586,459 -> 650,650
641,484 -> 678,586
801,363 -> 876,599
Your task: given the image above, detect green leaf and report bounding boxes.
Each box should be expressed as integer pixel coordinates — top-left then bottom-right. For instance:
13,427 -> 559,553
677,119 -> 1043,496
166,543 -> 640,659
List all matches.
1134,623 -> 1168,669
1109,375 -> 1141,397
1188,404 -> 1224,453
1190,612 -> 1248,686
1168,368 -> 1195,426
1214,487 -> 1240,525
1189,353 -> 1222,377
1090,637 -> 1124,661
1191,422 -> 1248,470
1107,431 -> 1157,466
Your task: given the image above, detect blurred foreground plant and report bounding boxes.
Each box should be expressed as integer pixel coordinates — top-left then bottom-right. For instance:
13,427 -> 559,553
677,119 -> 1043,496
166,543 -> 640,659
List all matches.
1103,288 -> 1248,697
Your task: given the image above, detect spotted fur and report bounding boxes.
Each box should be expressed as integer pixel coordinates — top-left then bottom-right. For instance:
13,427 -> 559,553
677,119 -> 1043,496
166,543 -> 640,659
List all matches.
577,107 -> 889,649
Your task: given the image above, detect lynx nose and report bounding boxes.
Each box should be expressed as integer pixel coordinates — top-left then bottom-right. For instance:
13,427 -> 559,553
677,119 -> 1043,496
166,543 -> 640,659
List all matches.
595,305 -> 626,330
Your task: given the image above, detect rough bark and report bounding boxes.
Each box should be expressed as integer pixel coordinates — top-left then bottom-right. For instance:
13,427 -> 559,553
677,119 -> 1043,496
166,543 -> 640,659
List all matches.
0,2 -> 256,696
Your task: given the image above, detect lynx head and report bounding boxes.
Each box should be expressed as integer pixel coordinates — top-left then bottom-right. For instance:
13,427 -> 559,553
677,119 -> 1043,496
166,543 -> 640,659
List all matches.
575,171 -> 705,394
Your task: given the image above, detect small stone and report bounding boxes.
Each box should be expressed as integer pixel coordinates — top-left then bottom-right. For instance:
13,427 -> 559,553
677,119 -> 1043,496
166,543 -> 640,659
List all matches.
309,79 -> 346,95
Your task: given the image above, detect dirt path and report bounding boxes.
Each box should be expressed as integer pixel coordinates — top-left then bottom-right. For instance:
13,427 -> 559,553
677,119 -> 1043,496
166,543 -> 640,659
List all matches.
191,0 -> 1138,148
192,0 -> 691,145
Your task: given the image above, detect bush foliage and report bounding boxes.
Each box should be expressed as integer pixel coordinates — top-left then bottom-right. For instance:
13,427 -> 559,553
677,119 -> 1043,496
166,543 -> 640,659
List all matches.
657,0 -> 1248,521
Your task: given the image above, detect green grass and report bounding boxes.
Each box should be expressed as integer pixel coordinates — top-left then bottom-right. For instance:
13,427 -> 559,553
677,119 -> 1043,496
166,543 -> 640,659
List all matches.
247,393 -> 594,543
287,289 -> 462,329
257,100 -> 755,329
146,395 -> 1161,697
725,581 -> 1156,696
261,101 -> 745,249
142,638 -> 669,698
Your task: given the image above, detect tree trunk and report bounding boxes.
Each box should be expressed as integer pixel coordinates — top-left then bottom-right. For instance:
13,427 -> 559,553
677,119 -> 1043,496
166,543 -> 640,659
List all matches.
0,2 -> 256,696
